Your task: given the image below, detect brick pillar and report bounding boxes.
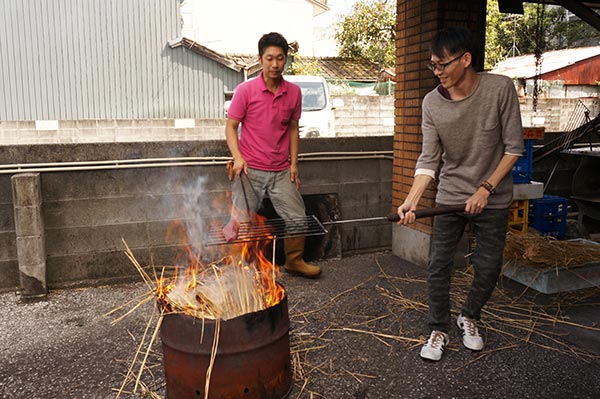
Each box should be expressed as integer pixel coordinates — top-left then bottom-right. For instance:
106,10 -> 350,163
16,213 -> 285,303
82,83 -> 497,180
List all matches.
392,0 -> 486,265
12,173 -> 47,302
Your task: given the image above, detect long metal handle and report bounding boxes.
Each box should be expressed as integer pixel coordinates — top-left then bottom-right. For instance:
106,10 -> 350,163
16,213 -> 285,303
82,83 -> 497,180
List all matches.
323,205 -> 466,225
386,205 -> 465,222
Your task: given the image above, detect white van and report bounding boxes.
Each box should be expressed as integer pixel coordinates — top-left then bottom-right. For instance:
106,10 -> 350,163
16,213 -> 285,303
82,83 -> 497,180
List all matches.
225,75 -> 343,138
284,75 -> 343,138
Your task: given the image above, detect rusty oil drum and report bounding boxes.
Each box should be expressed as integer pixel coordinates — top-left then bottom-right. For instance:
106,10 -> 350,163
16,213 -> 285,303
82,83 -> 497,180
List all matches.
160,293 -> 292,399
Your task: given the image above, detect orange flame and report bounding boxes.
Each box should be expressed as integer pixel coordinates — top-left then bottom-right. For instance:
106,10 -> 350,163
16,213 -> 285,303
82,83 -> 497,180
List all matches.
157,214 -> 285,318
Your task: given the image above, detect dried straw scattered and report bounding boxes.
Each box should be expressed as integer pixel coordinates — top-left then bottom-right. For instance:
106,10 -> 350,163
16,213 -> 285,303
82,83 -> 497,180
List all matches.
111,239 -> 600,398
504,233 -> 600,268
285,258 -> 600,395
378,261 -> 600,364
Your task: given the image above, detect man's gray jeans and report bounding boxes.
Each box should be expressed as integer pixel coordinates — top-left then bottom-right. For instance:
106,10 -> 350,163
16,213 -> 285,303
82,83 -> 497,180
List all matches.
231,168 -> 306,233
427,207 -> 508,332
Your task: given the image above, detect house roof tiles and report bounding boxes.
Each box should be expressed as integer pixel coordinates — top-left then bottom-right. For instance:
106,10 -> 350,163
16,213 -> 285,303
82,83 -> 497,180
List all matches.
169,37 -> 389,82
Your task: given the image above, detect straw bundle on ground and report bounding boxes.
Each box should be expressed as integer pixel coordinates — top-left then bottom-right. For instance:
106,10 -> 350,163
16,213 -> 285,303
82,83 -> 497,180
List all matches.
504,233 -> 600,268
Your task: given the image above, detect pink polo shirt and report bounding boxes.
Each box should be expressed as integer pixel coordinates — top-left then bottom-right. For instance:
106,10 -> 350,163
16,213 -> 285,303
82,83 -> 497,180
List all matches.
227,75 -> 302,171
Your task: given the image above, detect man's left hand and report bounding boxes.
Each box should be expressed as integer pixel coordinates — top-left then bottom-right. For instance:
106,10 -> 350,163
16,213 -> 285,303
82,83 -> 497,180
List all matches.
465,188 -> 489,214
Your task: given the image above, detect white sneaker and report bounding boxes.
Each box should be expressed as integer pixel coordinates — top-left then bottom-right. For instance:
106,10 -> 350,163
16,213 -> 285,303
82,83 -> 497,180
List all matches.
420,330 -> 449,361
457,314 -> 484,351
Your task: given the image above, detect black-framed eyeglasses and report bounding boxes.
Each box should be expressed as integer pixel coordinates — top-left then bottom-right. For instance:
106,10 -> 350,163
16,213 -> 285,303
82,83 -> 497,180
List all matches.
426,52 -> 466,72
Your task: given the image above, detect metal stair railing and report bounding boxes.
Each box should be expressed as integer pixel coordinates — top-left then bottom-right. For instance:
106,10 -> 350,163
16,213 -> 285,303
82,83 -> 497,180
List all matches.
533,100 -> 600,163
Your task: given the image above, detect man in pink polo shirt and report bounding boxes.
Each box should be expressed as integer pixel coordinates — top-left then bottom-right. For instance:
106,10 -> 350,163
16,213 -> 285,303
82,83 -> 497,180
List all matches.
224,32 -> 321,278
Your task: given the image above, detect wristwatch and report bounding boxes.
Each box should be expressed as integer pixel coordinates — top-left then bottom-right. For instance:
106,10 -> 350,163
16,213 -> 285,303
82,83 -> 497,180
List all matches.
480,180 -> 496,195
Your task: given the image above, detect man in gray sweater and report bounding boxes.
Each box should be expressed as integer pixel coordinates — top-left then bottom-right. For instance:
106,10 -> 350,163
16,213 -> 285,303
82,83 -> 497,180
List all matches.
396,27 -> 524,361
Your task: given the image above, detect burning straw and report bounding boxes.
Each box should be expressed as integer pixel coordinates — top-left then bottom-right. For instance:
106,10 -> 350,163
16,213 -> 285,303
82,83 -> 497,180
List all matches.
163,257 -> 276,320
111,229 -> 285,398
157,220 -> 284,320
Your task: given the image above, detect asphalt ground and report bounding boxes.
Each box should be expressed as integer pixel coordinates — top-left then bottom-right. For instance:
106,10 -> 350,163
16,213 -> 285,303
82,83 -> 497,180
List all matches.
1,251 -> 599,399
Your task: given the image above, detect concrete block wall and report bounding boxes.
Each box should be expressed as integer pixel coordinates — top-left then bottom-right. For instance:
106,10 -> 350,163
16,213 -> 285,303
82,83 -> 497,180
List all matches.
519,98 -> 599,131
39,167 -> 232,286
0,137 -> 393,292
301,156 -> 393,253
1,142 -> 232,290
334,95 -> 395,137
0,119 -> 227,145
0,96 -> 395,145
0,174 -> 18,289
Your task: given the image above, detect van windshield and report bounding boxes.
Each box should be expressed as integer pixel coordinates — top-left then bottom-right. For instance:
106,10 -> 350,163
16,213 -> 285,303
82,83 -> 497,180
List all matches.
295,82 -> 326,111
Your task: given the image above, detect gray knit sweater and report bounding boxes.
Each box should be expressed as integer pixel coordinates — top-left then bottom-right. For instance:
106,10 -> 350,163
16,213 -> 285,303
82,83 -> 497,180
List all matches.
416,73 -> 524,208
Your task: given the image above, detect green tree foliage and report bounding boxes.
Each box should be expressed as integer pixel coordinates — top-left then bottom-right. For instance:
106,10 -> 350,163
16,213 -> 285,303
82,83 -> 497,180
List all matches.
287,53 -> 323,75
486,0 -> 600,70
551,12 -> 600,48
485,1 -> 510,70
334,0 -> 395,68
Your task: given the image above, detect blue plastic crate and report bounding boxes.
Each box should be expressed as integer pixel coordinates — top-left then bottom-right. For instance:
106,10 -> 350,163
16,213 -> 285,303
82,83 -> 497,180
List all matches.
512,140 -> 534,184
529,195 -> 568,239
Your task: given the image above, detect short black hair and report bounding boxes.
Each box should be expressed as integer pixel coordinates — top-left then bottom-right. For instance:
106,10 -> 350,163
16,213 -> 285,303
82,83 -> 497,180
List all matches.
430,27 -> 477,67
258,32 -> 289,57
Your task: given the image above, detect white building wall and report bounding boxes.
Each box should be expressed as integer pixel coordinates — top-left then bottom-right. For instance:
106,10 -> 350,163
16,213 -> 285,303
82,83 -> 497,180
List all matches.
180,0 -> 315,55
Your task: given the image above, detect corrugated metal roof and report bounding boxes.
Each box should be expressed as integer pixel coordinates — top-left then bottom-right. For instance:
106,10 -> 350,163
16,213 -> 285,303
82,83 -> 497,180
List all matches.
491,46 -> 600,79
1,0 -> 243,120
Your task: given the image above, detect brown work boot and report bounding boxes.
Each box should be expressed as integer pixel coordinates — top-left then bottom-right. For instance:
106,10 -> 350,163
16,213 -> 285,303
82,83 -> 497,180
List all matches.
283,237 -> 321,278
